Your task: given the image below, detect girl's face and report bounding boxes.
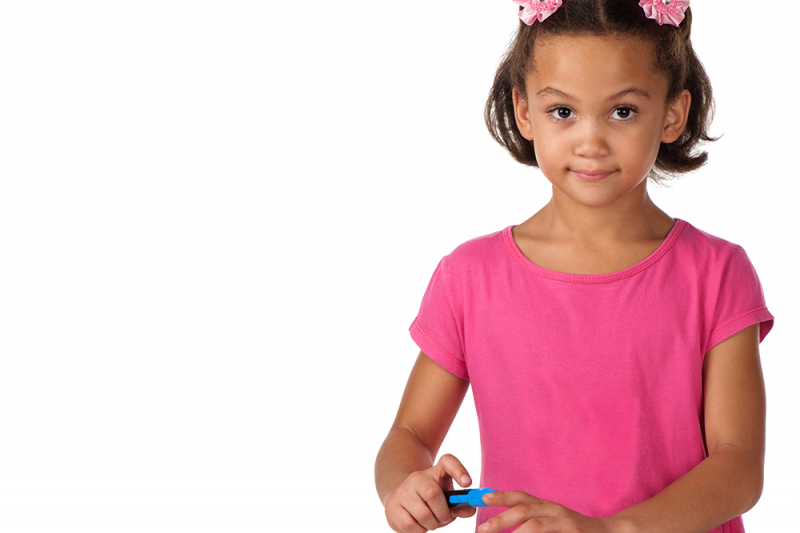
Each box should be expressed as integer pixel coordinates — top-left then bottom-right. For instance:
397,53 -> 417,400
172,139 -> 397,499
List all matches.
512,35 -> 690,209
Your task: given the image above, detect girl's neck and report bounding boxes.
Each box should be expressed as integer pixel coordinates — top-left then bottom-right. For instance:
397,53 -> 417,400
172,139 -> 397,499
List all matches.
521,185 -> 674,249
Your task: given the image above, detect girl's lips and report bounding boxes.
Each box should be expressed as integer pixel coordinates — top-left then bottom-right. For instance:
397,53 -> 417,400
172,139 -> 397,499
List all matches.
572,169 -> 615,181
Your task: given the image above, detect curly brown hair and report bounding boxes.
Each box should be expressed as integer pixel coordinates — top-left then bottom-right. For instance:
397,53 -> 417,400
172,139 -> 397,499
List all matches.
485,0 -> 717,186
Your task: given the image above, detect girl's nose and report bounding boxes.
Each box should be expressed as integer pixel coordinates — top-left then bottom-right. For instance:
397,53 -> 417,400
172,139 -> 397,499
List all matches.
574,121 -> 610,159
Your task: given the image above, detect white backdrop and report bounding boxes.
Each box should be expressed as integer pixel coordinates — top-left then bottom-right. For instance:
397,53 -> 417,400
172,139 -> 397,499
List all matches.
0,1 -> 796,531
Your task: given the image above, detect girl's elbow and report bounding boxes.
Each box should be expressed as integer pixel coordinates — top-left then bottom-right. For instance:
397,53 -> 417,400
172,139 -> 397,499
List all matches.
748,469 -> 764,510
726,444 -> 764,511
741,461 -> 764,512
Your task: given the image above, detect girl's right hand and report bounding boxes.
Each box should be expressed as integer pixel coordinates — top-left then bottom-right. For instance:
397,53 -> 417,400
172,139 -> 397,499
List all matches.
384,454 -> 476,533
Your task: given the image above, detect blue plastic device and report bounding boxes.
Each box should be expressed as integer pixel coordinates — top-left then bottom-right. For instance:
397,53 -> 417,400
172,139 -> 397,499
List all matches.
444,488 -> 497,508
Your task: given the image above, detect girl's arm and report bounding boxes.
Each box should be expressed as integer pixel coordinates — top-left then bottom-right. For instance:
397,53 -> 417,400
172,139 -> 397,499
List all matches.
375,350 -> 475,532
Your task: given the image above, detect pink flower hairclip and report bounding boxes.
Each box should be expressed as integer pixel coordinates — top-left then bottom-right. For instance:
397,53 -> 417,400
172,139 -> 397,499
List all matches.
639,0 -> 690,27
512,0 -> 563,25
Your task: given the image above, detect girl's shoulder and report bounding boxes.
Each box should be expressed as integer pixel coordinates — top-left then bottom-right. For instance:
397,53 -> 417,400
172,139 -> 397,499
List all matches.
440,226 -> 510,264
675,219 -> 750,262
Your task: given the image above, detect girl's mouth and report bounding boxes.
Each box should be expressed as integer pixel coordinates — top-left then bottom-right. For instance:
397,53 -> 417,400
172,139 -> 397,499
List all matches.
571,169 -> 615,181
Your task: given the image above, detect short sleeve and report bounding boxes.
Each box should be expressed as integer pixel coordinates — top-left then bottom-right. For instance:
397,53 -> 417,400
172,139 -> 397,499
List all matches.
704,245 -> 774,354
408,255 -> 469,380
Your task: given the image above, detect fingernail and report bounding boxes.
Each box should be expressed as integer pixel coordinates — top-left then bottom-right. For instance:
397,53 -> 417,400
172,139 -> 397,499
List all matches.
461,475 -> 471,485
479,524 -> 490,532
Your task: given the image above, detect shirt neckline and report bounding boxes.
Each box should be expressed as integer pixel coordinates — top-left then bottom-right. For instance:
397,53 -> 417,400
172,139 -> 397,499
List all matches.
503,218 -> 686,283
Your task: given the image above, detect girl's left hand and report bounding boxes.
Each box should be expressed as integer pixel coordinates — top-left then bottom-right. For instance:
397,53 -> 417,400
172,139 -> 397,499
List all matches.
478,491 -> 619,533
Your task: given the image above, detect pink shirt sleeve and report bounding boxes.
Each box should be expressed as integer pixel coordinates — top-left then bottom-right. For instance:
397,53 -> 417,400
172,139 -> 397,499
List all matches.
408,256 -> 469,380
704,245 -> 774,354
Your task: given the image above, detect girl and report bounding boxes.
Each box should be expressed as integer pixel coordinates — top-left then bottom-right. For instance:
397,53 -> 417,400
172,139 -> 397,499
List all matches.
375,1 -> 775,533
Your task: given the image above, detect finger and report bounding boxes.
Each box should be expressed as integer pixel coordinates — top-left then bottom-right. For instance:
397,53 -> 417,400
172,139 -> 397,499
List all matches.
451,506 -> 477,519
477,503 -> 542,533
390,507 -> 427,533
482,490 -> 545,508
436,454 -> 472,487
419,483 -> 455,525
404,494 -> 443,532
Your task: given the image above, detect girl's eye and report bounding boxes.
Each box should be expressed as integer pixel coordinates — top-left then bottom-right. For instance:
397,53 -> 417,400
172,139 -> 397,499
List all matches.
612,107 -> 637,120
549,107 -> 574,120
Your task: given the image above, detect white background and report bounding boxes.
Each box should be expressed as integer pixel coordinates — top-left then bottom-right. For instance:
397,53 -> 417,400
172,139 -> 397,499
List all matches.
0,1 -> 796,531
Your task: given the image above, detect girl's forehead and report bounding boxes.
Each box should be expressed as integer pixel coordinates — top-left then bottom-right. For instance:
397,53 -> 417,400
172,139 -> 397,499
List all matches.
529,34 -> 666,96
533,34 -> 656,73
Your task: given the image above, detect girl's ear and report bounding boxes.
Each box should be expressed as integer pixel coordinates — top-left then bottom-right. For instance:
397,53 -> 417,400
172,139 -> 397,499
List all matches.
512,87 -> 534,141
662,89 -> 692,144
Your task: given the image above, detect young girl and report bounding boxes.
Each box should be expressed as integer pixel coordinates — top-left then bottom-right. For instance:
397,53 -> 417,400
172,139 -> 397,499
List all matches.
375,1 -> 774,533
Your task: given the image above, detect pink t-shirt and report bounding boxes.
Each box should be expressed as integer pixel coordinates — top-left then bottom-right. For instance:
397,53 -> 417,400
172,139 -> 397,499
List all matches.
408,218 -> 774,533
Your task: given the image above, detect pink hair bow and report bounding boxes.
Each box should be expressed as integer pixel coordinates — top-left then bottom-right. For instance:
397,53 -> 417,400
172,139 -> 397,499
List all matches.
639,0 -> 690,27
512,0 -> 563,25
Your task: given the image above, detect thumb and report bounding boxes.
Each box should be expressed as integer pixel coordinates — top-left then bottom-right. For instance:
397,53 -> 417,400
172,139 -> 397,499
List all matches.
436,453 -> 472,488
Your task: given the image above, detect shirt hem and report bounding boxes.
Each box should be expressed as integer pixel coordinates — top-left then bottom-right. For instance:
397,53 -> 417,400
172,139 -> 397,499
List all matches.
409,318 -> 470,380
704,307 -> 775,354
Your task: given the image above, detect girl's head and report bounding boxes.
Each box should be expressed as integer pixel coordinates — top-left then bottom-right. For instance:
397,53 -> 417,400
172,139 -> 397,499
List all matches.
486,0 -> 715,186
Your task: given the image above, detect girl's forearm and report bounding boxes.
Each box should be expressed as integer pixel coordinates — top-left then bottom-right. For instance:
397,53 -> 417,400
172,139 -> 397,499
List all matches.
608,444 -> 763,533
375,427 -> 436,506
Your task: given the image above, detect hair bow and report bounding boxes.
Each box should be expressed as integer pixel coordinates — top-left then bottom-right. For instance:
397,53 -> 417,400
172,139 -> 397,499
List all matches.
512,0 -> 563,25
638,0 -> 690,27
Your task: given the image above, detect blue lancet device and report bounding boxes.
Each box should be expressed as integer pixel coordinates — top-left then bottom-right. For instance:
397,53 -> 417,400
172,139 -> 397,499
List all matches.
444,488 -> 497,508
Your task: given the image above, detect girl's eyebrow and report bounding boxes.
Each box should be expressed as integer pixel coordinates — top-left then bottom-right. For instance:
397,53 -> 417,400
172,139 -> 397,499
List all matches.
535,87 -> 651,100
536,87 -> 573,99
611,87 -> 651,99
